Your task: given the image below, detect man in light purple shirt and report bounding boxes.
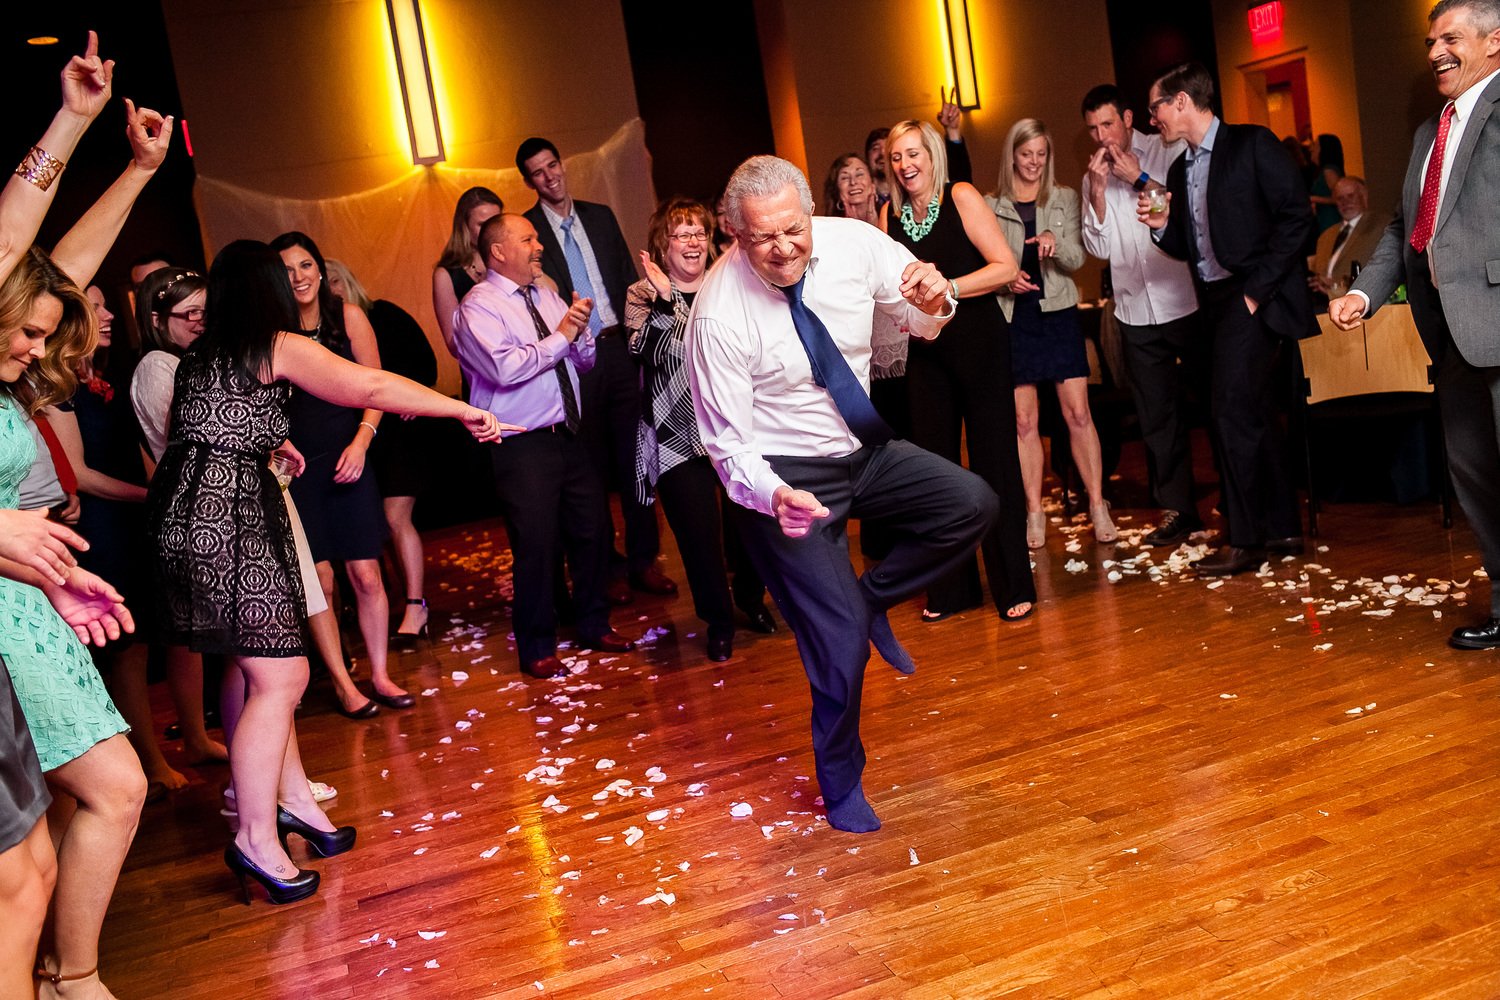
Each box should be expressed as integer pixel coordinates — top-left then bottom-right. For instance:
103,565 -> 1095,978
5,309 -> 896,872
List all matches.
454,214 -> 635,678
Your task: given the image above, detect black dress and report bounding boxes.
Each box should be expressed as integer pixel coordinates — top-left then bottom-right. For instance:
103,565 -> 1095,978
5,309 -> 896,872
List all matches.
147,349 -> 307,657
0,655 -> 49,853
367,299 -> 439,499
284,325 -> 388,562
888,184 -> 1035,615
1009,200 -> 1089,386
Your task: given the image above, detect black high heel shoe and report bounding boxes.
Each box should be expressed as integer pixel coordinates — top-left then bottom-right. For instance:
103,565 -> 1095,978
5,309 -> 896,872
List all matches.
224,843 -> 319,905
391,597 -> 430,649
276,806 -> 357,858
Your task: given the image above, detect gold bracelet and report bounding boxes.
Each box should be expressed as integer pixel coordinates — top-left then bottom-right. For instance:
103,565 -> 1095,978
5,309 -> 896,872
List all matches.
358,420 -> 378,437
15,146 -> 64,191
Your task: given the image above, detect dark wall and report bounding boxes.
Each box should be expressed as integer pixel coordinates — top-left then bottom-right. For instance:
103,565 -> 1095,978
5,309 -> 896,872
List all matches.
1104,0 -> 1222,120
9,2 -> 203,338
621,0 -> 776,206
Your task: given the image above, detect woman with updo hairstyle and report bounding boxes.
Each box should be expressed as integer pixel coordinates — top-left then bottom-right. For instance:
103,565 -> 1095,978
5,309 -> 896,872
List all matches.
130,266 -> 205,463
432,186 -> 504,358
624,197 -> 771,661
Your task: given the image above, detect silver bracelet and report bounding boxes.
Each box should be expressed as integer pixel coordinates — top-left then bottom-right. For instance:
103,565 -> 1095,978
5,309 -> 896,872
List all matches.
358,420 -> 378,437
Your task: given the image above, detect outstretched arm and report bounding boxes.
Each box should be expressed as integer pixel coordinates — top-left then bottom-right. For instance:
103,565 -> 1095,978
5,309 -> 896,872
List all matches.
51,98 -> 172,288
0,30 -> 114,278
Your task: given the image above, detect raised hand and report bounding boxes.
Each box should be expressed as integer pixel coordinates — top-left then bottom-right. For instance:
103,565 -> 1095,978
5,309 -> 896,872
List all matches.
1136,190 -> 1171,229
124,98 -> 173,172
772,486 -> 830,538
0,509 -> 86,585
559,291 -> 594,341
60,30 -> 114,122
898,261 -> 951,314
1106,141 -> 1142,183
639,251 -> 671,299
42,566 -> 134,646
937,86 -> 962,139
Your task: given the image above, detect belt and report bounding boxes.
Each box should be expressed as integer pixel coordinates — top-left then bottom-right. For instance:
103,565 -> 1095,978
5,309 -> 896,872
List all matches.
515,422 -> 574,438
595,324 -> 624,339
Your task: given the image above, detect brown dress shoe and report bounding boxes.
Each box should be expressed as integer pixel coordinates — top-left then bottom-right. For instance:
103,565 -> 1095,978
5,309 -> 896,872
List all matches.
582,629 -> 635,653
630,566 -> 679,596
1195,545 -> 1265,577
521,655 -> 568,679
606,578 -> 633,606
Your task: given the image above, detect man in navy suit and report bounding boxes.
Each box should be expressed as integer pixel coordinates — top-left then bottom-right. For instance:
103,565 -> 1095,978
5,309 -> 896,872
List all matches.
517,137 -> 676,600
1331,0 -> 1500,650
1139,62 -> 1316,576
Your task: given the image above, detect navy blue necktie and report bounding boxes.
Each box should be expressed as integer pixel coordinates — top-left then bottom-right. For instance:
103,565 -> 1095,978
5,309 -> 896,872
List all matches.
780,274 -> 892,447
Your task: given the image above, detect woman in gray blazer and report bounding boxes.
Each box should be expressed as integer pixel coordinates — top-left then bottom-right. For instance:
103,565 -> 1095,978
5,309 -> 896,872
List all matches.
989,118 -> 1115,548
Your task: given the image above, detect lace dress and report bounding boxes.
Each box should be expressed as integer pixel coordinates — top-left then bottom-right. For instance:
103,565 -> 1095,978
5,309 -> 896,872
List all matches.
0,396 -> 128,773
146,350 -> 308,657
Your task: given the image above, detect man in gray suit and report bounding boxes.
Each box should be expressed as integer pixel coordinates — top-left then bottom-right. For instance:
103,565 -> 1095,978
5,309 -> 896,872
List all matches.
1329,0 -> 1500,649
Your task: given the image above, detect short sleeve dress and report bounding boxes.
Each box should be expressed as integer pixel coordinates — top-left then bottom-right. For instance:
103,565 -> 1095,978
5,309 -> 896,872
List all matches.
146,349 -> 308,658
0,396 -> 129,773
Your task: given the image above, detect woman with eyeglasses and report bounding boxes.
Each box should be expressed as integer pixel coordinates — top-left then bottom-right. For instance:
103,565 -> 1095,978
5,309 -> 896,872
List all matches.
625,197 -> 771,662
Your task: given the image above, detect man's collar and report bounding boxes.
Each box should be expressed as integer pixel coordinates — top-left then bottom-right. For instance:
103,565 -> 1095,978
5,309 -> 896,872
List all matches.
1453,65 -> 1500,120
484,268 -> 528,296
540,200 -> 576,227
1189,116 -> 1221,155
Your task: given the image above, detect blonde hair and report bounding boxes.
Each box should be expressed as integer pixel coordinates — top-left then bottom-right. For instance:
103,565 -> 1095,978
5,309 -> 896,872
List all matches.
885,120 -> 949,220
324,258 -> 373,312
997,118 -> 1056,205
0,247 -> 96,415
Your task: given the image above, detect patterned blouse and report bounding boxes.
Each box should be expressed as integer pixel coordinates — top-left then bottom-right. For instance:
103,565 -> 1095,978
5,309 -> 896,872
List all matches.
625,278 -> 705,505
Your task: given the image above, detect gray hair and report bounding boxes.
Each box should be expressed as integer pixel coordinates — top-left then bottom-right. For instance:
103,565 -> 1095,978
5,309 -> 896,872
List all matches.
1431,0 -> 1500,33
722,156 -> 814,235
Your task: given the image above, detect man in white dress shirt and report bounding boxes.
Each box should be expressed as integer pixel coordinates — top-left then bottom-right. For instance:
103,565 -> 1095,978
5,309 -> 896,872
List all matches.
687,156 -> 999,833
1080,83 -> 1205,548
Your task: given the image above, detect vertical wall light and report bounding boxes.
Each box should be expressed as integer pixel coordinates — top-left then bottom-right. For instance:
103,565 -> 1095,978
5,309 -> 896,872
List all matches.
941,0 -> 980,110
386,0 -> 444,164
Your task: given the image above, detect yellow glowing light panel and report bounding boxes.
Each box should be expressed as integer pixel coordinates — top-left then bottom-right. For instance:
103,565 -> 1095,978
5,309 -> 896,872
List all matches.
943,0 -> 979,110
386,0 -> 445,164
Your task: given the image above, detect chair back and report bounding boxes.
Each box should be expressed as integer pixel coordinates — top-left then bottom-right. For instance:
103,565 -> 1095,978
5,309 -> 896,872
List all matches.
1299,305 -> 1432,405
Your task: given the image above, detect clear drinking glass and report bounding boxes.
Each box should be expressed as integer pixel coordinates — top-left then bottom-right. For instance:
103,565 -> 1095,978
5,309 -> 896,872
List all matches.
1146,188 -> 1168,216
270,454 -> 295,491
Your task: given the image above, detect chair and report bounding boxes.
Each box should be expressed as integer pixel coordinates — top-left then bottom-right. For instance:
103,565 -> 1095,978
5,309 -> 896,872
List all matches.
1297,304 -> 1452,536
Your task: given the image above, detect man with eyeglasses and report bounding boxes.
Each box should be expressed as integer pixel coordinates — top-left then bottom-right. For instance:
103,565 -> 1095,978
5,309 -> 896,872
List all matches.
687,156 -> 998,834
1137,61 -> 1316,577
516,137 -> 677,605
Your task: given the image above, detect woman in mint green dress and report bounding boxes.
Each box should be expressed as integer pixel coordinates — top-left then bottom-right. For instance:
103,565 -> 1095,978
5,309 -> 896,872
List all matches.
0,247 -> 147,996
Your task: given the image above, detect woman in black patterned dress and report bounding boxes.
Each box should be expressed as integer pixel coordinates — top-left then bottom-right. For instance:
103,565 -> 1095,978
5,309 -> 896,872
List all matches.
147,241 -> 504,903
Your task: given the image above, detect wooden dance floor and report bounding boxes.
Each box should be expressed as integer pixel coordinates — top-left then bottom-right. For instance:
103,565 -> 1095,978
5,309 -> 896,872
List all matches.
102,462 -> 1499,997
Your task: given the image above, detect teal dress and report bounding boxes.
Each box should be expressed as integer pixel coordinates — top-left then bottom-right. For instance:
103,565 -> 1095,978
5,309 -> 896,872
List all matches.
0,397 -> 127,771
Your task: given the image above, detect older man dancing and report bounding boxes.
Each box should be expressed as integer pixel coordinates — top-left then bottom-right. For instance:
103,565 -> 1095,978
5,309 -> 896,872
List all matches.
687,156 -> 999,832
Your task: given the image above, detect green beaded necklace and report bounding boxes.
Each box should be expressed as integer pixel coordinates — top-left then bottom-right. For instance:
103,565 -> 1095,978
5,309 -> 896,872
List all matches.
899,196 -> 940,242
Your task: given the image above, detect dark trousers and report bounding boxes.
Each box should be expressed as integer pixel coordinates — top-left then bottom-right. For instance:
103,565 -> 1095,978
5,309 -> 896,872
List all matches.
1118,312 -> 1207,516
906,328 -> 1035,613
1430,303 -> 1500,616
730,440 -> 997,804
489,430 -> 612,664
577,335 -> 660,577
1200,279 -> 1301,546
654,457 -> 765,636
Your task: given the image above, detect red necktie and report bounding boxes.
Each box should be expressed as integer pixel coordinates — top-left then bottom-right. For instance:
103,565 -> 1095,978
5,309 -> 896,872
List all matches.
1410,102 -> 1456,254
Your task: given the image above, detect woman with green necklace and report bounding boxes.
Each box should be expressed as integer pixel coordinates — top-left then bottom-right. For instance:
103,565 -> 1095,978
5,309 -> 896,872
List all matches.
880,119 -> 1036,625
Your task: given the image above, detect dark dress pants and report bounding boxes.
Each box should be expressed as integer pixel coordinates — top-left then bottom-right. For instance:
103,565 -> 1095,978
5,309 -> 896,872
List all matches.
730,440 -> 998,805
1200,279 -> 1301,547
1118,312 -> 1206,516
489,429 -> 612,665
1428,291 -> 1500,616
906,329 -> 1035,614
653,456 -> 748,637
577,334 -> 661,577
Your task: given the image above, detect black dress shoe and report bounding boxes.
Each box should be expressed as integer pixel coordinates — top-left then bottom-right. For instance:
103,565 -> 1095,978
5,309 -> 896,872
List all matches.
1195,545 -> 1265,577
276,806 -> 357,858
1142,510 -> 1203,548
630,567 -> 679,596
521,655 -> 568,679
582,629 -> 635,653
370,689 -> 416,710
606,578 -> 633,606
336,697 -> 379,720
737,600 -> 776,634
1265,535 -> 1306,555
706,634 -> 733,662
1450,617 -> 1500,650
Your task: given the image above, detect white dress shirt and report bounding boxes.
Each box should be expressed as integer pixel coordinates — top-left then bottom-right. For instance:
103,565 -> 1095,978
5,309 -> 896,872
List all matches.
130,350 -> 179,462
1081,127 -> 1197,326
541,201 -> 621,327
688,217 -> 951,516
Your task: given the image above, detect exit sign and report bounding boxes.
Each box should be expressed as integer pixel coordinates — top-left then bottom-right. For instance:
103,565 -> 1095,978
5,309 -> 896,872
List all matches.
1248,1 -> 1284,44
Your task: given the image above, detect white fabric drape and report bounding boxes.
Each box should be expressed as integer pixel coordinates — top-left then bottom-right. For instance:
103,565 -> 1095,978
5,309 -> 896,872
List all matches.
192,119 -> 656,394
